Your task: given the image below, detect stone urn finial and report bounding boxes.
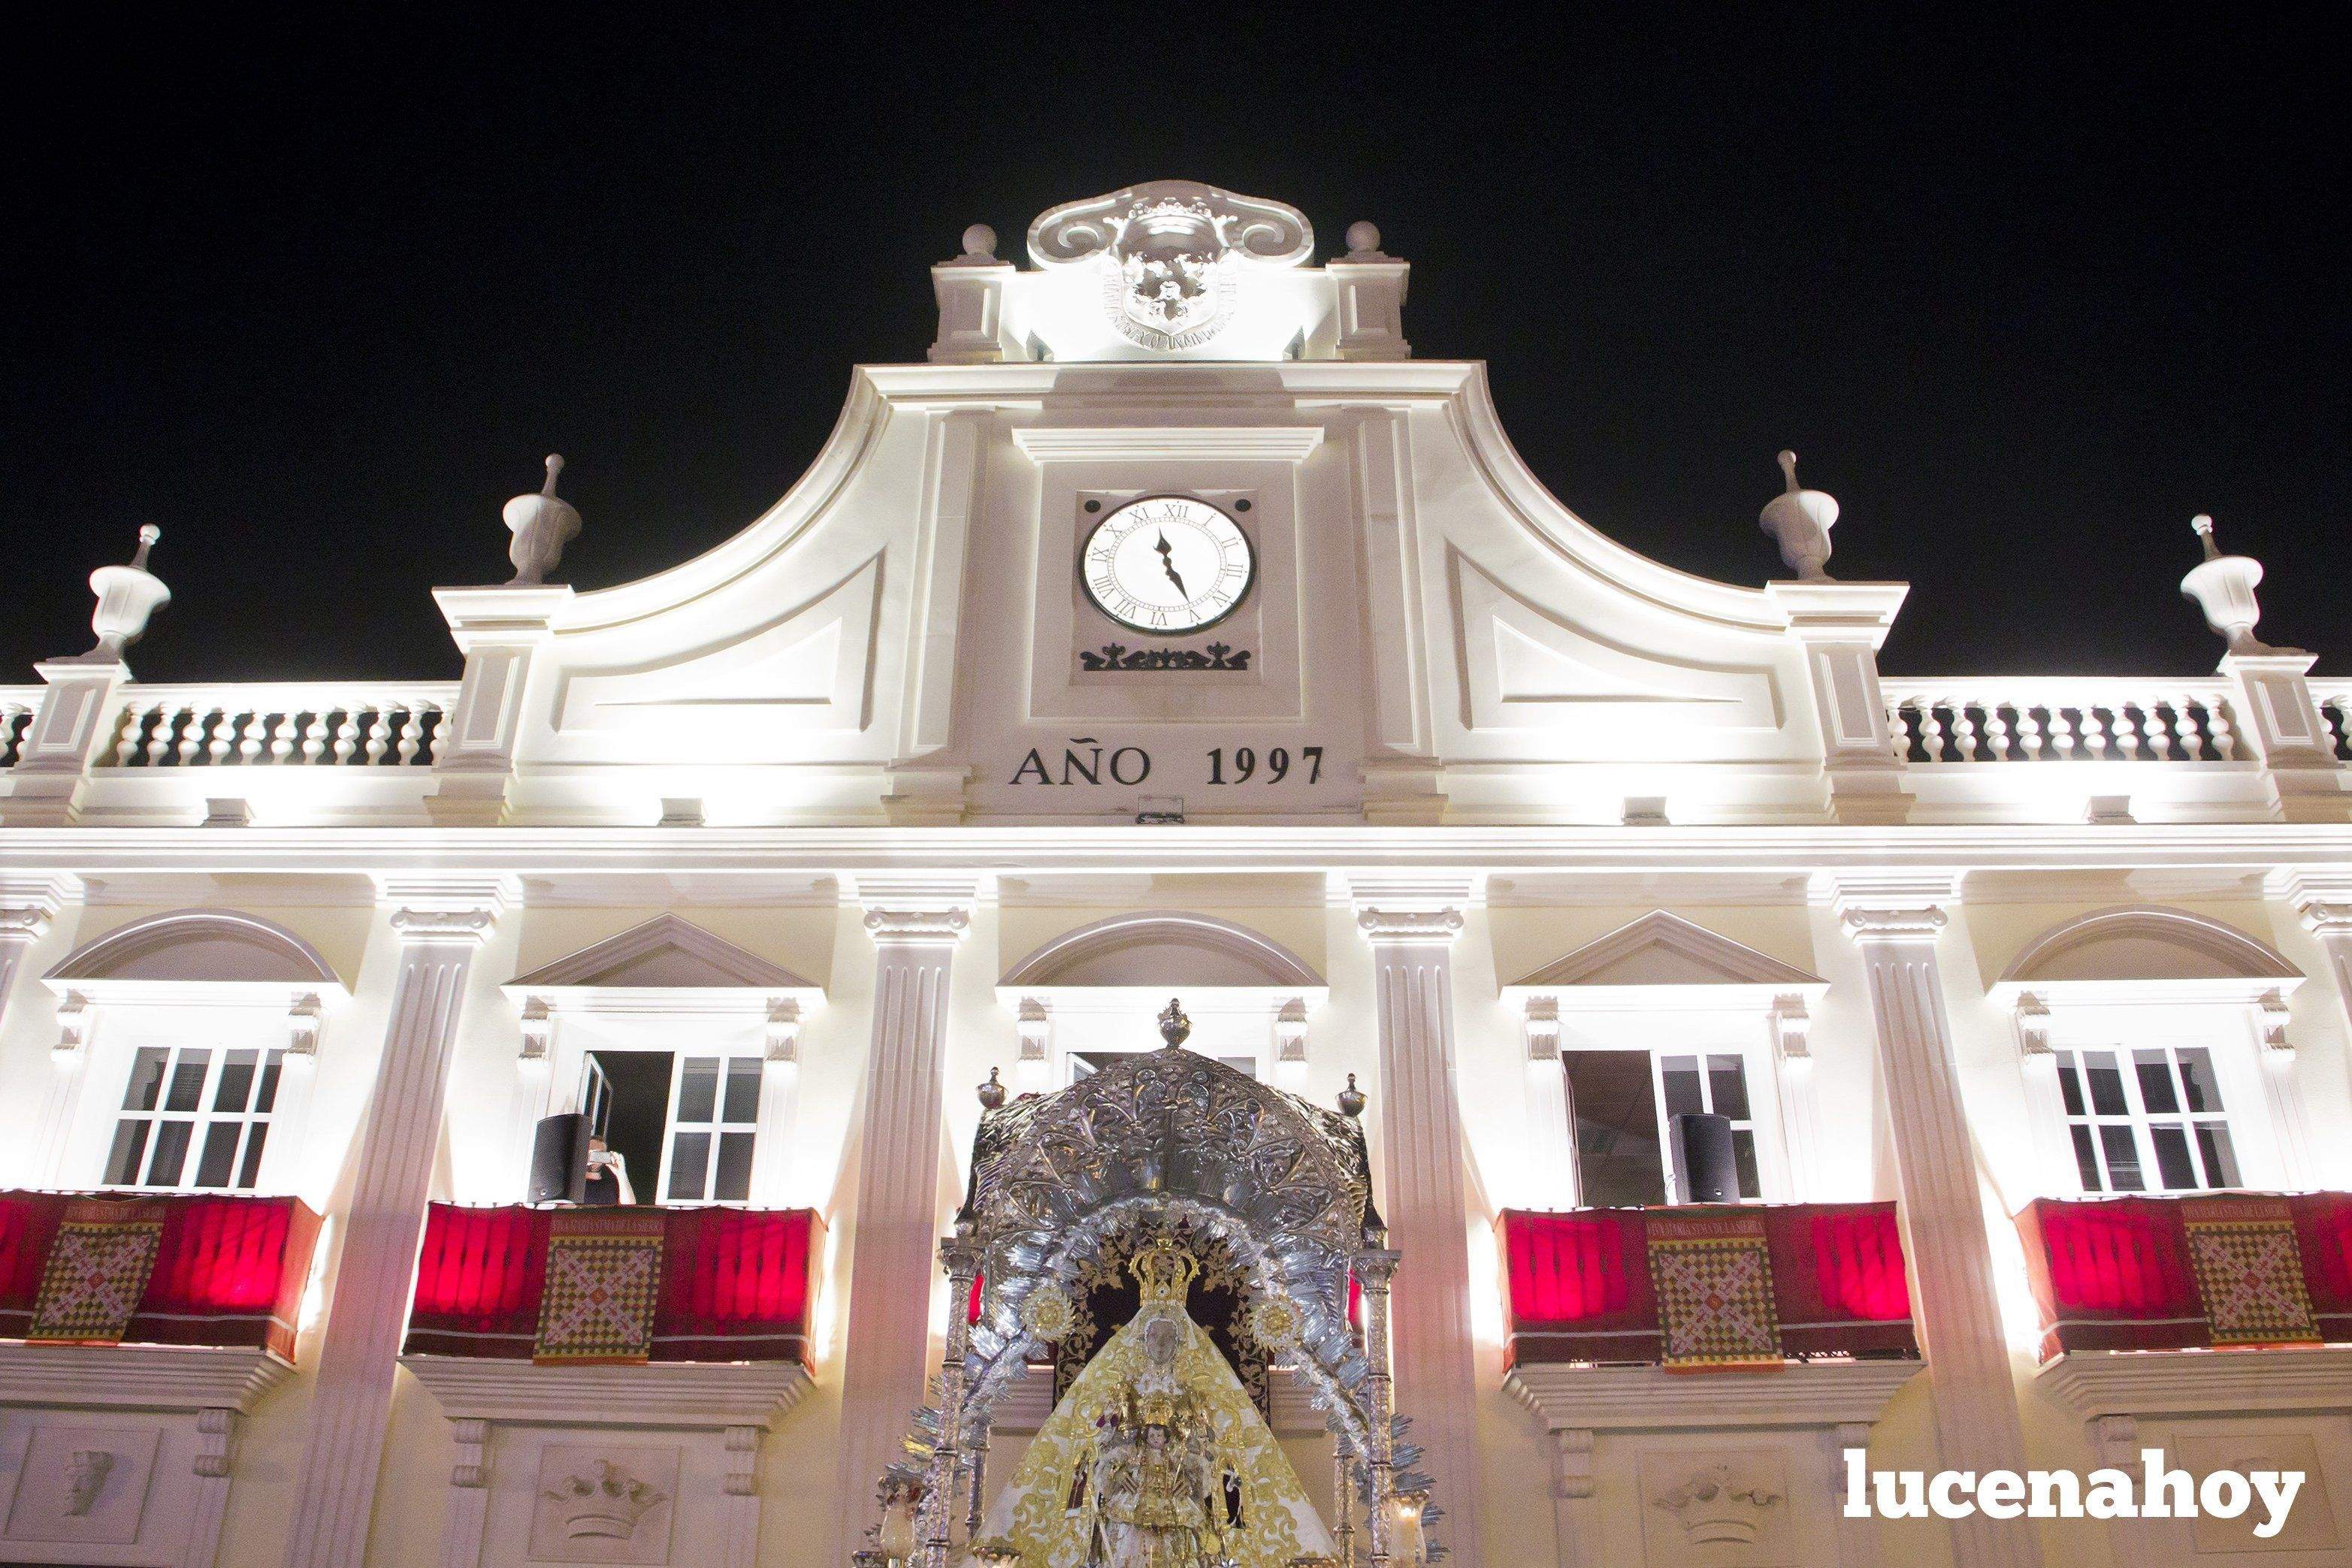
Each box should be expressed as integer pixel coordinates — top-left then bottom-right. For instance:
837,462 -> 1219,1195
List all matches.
2181,512 -> 2305,661
78,524 -> 170,663
1759,449 -> 1839,581
503,454 -> 582,585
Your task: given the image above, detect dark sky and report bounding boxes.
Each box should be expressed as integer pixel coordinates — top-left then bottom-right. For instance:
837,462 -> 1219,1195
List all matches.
5,14 -> 2344,686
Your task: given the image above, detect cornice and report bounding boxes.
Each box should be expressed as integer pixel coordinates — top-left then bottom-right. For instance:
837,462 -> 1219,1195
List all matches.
2034,1348 -> 2352,1420
0,1344 -> 292,1412
399,1355 -> 811,1429
1505,1360 -> 1919,1431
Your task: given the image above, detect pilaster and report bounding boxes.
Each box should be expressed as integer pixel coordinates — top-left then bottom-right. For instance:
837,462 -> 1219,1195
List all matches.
0,659 -> 133,824
1349,875 -> 1486,1566
1831,875 -> 2038,1567
1767,581 -> 1912,823
426,585 -> 570,825
834,875 -> 975,1560
280,875 -> 512,1568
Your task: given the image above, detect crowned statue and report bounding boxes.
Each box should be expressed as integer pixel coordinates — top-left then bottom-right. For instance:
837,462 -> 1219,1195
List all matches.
973,1235 -> 1335,1568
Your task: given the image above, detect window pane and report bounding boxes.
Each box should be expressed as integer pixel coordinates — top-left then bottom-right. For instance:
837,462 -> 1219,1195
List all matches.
2149,1124 -> 2196,1190
215,1050 -> 258,1112
194,1122 -> 242,1188
255,1056 -> 283,1114
2196,1124 -> 2241,1189
1730,1128 -> 1760,1199
2177,1049 -> 2224,1113
2057,1059 -> 2086,1116
148,1121 -> 194,1186
1707,1056 -> 1750,1120
2084,1052 -> 2128,1116
1660,1057 -> 1704,1119
2134,1051 -> 2179,1114
668,1131 -> 711,1201
123,1048 -> 171,1111
164,1051 -> 211,1113
106,1120 -> 152,1186
722,1059 -> 762,1123
2097,1124 -> 2143,1191
237,1122 -> 270,1189
1564,1051 -> 1667,1207
2071,1125 -> 2103,1191
676,1059 -> 719,1124
715,1131 -> 755,1201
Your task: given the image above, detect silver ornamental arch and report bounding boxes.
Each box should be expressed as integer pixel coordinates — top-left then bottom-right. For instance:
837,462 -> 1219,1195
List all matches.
861,1001 -> 1435,1566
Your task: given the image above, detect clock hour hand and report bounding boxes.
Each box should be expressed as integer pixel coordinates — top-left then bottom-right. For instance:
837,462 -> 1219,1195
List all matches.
1154,530 -> 1187,597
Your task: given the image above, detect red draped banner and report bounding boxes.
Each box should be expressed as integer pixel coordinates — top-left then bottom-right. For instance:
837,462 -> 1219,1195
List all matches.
1501,1201 -> 1914,1368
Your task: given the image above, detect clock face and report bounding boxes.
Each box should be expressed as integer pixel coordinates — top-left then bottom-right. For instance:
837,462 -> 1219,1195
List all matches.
1080,496 -> 1255,635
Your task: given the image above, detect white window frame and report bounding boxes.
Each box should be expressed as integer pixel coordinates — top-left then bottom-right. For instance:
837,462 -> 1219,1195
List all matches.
103,1040 -> 289,1195
1651,1050 -> 1764,1203
2055,1043 -> 2240,1195
655,1053 -> 766,1205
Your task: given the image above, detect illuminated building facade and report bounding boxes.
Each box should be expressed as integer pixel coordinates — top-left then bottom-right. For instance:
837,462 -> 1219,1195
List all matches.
2,180 -> 2350,1566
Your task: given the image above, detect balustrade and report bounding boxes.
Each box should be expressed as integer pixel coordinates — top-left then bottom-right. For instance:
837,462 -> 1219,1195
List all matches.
101,684 -> 457,769
1885,679 -> 2240,763
2315,680 -> 2352,764
0,691 -> 35,769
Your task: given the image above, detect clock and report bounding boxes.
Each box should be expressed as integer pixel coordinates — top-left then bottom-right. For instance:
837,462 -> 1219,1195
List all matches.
1080,496 -> 1255,635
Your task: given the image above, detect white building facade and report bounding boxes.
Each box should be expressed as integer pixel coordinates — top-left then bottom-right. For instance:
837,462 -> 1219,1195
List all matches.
2,180 -> 2349,1567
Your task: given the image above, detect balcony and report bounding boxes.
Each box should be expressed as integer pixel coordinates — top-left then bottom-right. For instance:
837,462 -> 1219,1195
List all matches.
0,1189 -> 320,1359
402,1202 -> 823,1366
2015,1191 -> 2352,1359
1499,1201 -> 1916,1369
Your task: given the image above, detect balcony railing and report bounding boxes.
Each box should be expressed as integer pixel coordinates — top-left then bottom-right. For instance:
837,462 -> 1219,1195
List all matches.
99,681 -> 459,769
1884,678 -> 2243,764
1499,1201 -> 1916,1368
0,1191 -> 321,1360
404,1203 -> 824,1367
0,690 -> 35,769
2015,1192 -> 2352,1359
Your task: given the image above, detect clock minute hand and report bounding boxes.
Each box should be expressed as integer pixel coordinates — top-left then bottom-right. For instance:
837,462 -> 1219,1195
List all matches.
1154,530 -> 1187,596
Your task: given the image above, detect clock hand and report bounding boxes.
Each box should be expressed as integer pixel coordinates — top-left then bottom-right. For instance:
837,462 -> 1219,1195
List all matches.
1154,531 -> 1187,597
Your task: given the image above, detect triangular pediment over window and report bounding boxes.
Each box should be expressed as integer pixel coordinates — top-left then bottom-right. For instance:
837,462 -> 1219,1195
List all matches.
1507,911 -> 1822,995
505,914 -> 821,1012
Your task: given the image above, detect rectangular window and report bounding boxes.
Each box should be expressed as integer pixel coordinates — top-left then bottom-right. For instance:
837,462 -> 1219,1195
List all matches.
105,1044 -> 283,1192
2057,1045 -> 2239,1194
1563,1049 -> 1762,1207
659,1055 -> 764,1204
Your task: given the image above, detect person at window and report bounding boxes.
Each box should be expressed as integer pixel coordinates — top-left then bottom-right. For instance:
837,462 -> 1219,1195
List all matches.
582,1135 -> 637,1206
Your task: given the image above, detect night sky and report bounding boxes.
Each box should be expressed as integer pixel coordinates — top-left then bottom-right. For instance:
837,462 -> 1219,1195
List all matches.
5,16 -> 2343,687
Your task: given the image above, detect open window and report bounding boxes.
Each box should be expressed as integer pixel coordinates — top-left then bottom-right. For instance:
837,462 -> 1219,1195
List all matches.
1562,1049 -> 1762,1206
503,914 -> 824,1209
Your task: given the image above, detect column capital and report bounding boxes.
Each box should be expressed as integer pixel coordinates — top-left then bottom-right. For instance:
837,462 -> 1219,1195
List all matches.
863,906 -> 971,944
0,905 -> 55,945
1824,872 -> 1956,942
377,874 -> 515,944
1355,905 -> 1465,944
851,873 -> 977,944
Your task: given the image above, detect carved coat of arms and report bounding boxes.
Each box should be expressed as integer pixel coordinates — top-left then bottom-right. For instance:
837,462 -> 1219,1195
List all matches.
1029,180 -> 1314,352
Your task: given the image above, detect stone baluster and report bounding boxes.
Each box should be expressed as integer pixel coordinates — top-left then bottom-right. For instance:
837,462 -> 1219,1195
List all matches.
280,877 -> 510,1568
1833,878 -> 2039,1567
1352,880 -> 1485,1566
835,881 -> 974,1562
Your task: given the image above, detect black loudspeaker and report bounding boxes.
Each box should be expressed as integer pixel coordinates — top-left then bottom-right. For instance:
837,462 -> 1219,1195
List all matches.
1671,1112 -> 1737,1204
529,1112 -> 591,1206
